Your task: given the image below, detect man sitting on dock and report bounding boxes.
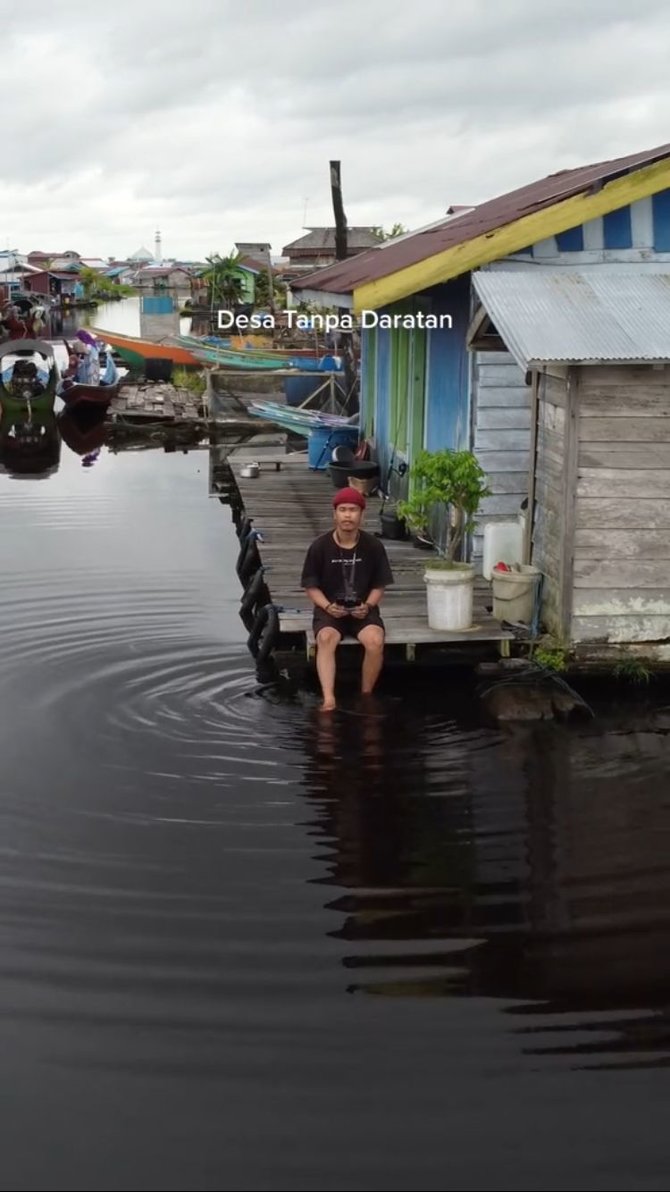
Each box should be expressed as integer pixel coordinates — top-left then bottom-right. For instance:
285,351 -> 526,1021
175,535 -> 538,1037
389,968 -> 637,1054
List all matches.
301,487 -> 394,712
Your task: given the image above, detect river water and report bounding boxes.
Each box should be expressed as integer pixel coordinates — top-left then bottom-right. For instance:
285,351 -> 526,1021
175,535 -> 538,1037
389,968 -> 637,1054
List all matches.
1,309 -> 670,1190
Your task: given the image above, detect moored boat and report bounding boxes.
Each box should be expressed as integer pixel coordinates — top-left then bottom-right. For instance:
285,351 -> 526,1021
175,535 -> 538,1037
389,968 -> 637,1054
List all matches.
0,338 -> 59,414
89,327 -> 201,369
59,334 -> 124,409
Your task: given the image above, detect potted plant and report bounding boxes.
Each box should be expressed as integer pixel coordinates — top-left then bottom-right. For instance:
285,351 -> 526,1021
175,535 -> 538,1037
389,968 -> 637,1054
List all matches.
397,449 -> 491,630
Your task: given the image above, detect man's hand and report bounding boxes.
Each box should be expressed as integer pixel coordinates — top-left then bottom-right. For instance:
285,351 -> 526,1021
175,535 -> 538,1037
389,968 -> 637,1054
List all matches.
327,603 -> 349,619
350,603 -> 370,620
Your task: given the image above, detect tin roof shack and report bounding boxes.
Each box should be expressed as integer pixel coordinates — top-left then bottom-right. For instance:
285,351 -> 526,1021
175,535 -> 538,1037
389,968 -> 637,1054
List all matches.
283,226 -> 380,271
471,269 -> 670,664
134,265 -> 193,292
292,140 -> 670,578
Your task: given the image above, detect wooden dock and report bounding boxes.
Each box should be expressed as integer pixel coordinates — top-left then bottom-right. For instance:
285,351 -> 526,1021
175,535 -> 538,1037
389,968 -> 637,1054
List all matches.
107,381 -> 278,437
228,453 -> 513,662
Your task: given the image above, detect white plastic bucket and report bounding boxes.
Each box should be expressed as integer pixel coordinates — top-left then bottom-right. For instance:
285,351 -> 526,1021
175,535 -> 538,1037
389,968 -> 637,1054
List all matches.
424,565 -> 474,631
492,565 -> 540,624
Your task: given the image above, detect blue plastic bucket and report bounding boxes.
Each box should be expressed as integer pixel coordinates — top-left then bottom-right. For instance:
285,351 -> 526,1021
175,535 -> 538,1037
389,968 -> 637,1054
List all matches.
307,425 -> 359,470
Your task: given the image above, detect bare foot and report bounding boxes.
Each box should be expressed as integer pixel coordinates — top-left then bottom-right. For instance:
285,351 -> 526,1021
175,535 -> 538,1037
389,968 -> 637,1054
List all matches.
320,699 -> 336,713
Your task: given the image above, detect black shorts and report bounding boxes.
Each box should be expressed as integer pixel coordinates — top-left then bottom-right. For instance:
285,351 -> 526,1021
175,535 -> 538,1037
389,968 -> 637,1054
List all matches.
313,606 -> 385,640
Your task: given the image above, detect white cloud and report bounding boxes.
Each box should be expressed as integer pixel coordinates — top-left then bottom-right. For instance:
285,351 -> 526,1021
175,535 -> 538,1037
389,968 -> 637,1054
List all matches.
2,0 -> 670,260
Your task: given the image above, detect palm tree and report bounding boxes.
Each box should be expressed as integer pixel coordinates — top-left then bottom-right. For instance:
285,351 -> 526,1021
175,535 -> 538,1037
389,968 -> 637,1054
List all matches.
202,252 -> 244,310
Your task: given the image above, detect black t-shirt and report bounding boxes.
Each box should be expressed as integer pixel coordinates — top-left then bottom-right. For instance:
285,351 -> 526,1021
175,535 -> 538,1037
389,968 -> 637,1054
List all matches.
301,531 -> 394,605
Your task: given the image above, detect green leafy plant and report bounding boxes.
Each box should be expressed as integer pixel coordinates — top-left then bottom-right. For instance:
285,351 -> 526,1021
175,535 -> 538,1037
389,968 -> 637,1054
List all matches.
396,449 -> 491,564
172,367 -> 206,396
533,643 -> 568,672
612,654 -> 652,685
530,633 -> 569,672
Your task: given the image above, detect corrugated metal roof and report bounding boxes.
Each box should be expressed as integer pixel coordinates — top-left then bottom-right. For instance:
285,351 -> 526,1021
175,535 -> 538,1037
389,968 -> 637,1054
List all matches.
472,268 -> 670,366
292,140 -> 670,295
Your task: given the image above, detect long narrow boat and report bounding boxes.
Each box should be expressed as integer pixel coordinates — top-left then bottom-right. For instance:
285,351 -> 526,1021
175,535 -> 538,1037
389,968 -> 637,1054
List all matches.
90,328 -> 201,368
173,336 -> 343,373
248,400 -> 356,433
176,333 -> 320,360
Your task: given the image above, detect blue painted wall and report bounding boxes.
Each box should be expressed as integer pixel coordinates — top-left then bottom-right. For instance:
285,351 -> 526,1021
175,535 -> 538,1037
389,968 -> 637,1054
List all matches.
603,206 -> 632,248
555,226 -> 584,251
374,325 -> 392,483
424,276 -> 471,452
652,188 -> 670,250
359,330 -> 368,431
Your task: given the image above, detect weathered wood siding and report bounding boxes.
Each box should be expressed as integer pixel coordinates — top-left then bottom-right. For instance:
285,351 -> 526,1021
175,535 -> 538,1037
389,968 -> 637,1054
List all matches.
571,365 -> 670,643
471,350 -> 530,566
530,372 -> 569,635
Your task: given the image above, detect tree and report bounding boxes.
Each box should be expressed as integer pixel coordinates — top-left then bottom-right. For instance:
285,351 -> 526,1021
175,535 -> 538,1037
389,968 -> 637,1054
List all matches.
373,223 -> 409,242
253,269 -> 271,307
202,251 -> 244,309
79,266 -> 133,300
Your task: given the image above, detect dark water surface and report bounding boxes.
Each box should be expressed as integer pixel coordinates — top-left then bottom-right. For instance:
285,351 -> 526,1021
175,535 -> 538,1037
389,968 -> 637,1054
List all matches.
2,441 -> 670,1192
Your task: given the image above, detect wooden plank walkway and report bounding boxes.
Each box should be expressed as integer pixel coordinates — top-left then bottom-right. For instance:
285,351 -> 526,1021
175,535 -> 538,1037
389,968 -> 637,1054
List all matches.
229,453 -> 512,658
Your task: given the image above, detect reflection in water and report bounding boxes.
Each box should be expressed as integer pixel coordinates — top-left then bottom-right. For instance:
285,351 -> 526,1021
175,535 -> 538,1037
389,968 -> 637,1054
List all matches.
0,404 -> 61,478
2,434 -> 670,1188
299,692 -> 670,1070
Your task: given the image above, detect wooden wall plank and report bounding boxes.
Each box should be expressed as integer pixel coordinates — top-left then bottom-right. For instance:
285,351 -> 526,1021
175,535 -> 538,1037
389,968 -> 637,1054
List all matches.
573,588 -> 670,615
579,444 -> 670,468
574,559 -> 670,587
476,386 -> 531,408
476,450 -> 529,472
577,497 -> 670,528
572,614 -> 670,643
538,409 -> 565,439
579,365 -> 670,389
575,529 -> 670,558
477,407 -> 532,430
580,391 -> 670,415
477,363 -> 527,387
580,417 -> 670,442
578,468 -> 670,498
559,368 -> 579,636
475,429 -> 530,451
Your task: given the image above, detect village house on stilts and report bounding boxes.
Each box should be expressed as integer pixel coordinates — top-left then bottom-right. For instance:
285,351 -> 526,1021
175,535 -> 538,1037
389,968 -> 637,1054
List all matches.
292,141 -> 670,668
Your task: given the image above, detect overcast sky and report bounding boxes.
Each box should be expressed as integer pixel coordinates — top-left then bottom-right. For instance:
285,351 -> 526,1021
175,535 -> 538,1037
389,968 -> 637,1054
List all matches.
3,0 -> 670,262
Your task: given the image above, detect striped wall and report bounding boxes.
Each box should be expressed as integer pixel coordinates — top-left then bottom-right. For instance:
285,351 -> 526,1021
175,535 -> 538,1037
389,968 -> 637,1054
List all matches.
506,190 -> 670,264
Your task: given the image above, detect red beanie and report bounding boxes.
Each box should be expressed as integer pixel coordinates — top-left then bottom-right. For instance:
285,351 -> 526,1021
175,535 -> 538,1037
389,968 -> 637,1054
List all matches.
333,486 -> 366,510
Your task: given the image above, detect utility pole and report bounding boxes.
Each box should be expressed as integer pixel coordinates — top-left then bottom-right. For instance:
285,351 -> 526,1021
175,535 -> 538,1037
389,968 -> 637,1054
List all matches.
330,161 -> 348,261
329,160 -> 356,411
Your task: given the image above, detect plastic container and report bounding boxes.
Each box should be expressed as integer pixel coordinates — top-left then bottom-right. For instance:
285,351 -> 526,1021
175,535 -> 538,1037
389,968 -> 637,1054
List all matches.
424,565 -> 475,631
328,459 -> 379,489
380,508 -> 407,540
482,520 -> 523,580
308,425 -> 359,470
348,474 -> 377,496
492,564 -> 541,624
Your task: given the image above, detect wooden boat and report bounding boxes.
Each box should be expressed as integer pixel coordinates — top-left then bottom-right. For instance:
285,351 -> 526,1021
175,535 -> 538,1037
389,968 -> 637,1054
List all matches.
177,333 -> 319,360
0,338 -> 59,414
59,378 -> 123,409
89,328 -> 201,369
57,403 -> 107,457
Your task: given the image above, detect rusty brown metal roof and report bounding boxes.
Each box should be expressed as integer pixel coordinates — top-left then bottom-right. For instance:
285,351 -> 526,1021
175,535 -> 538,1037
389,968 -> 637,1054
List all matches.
292,141 -> 670,295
